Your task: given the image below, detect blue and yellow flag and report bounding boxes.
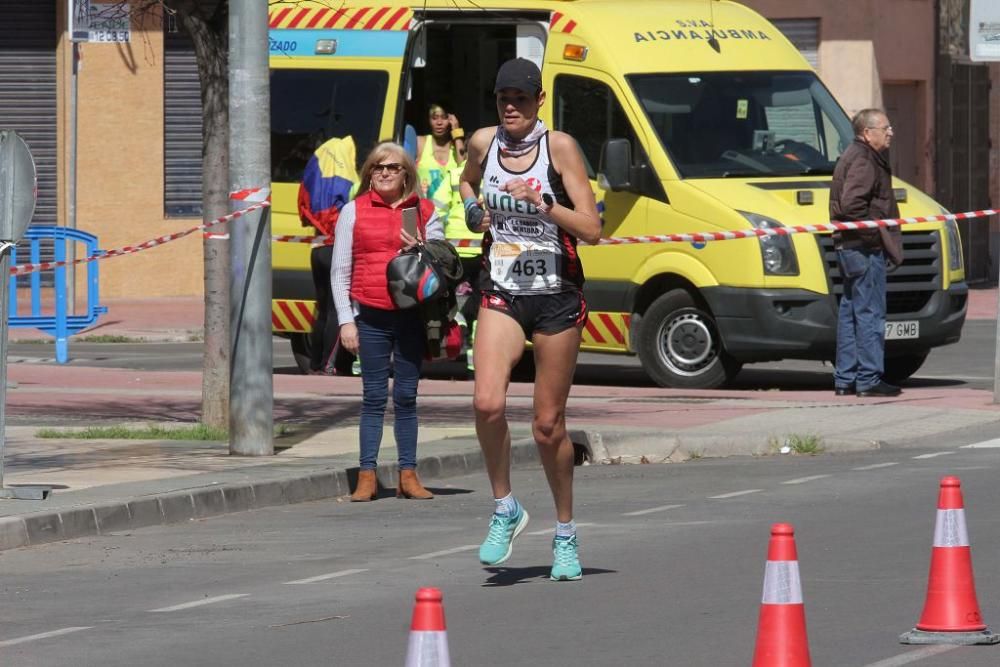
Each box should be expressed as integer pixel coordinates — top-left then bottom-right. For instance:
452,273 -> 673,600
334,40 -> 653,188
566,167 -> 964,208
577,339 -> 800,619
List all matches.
297,136 -> 359,236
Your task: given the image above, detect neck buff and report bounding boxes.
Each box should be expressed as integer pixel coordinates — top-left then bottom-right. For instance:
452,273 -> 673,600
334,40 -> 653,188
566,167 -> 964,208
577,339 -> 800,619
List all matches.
496,119 -> 547,157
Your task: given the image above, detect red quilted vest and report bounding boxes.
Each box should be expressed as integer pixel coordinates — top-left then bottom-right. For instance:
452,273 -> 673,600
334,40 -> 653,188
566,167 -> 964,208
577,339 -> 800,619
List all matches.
350,190 -> 435,310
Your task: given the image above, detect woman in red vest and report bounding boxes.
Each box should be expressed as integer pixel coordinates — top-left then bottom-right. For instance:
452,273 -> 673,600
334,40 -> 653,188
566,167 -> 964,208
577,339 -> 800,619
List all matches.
332,142 -> 443,502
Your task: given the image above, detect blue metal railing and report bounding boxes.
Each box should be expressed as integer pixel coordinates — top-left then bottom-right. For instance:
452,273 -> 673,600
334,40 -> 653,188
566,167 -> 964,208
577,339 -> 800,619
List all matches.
8,226 -> 106,363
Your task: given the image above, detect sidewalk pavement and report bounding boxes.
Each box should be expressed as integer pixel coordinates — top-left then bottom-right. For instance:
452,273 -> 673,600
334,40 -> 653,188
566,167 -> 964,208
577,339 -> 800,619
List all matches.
0,289 -> 998,552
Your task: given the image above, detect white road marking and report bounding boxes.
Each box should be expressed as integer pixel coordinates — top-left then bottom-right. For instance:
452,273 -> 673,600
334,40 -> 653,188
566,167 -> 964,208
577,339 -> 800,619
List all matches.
781,475 -> 831,485
284,568 -> 368,585
912,452 -> 955,460
0,627 -> 92,648
623,504 -> 685,517
409,545 -> 478,560
148,594 -> 248,613
961,438 -> 1000,449
860,644 -> 958,667
709,489 -> 762,499
853,462 -> 899,470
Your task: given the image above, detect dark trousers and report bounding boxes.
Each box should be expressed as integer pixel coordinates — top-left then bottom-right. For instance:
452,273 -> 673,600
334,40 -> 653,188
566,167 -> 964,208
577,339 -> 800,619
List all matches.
356,305 -> 425,470
459,255 -> 482,329
309,245 -> 339,372
835,248 -> 887,391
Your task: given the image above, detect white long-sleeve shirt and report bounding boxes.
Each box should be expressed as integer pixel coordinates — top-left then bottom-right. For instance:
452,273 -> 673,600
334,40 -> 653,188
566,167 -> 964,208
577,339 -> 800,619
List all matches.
331,200 -> 444,325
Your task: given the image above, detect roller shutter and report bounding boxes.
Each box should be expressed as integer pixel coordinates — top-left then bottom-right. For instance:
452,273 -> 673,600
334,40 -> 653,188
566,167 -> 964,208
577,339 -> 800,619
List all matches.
0,2 -> 58,227
772,18 -> 820,69
164,24 -> 203,217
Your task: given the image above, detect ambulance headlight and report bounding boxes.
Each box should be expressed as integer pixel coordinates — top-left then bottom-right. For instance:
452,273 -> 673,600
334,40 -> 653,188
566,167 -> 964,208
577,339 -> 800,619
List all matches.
739,211 -> 799,276
944,217 -> 963,271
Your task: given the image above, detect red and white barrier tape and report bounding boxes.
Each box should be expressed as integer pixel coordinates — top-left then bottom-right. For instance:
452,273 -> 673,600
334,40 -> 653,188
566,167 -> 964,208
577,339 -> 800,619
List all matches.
229,187 -> 270,203
11,206 -> 997,276
231,208 -> 999,248
204,232 -> 333,247
594,209 -> 999,246
10,201 -> 270,276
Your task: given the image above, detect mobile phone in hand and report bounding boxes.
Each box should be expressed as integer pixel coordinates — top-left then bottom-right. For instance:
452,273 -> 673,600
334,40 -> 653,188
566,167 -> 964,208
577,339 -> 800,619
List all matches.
401,207 -> 419,238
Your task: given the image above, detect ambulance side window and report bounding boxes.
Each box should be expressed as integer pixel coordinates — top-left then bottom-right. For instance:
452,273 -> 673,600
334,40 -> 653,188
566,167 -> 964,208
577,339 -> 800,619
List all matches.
553,75 -> 663,202
270,69 -> 388,183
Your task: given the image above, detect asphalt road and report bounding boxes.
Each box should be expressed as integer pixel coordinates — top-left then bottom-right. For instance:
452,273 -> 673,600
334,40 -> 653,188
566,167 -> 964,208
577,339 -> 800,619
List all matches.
8,320 -> 998,390
3,444 -> 1000,666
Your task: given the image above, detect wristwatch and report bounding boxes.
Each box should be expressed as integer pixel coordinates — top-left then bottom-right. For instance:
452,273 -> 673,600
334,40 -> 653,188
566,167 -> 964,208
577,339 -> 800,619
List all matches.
538,192 -> 555,214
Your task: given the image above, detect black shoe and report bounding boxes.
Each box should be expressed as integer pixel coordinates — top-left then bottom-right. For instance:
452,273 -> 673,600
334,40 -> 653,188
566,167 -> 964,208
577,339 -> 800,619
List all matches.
856,381 -> 901,397
834,384 -> 855,396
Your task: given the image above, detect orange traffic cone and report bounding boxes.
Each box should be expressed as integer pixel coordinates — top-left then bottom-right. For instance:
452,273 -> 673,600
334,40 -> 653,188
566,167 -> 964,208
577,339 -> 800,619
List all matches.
405,587 -> 451,666
900,476 -> 999,645
752,523 -> 812,667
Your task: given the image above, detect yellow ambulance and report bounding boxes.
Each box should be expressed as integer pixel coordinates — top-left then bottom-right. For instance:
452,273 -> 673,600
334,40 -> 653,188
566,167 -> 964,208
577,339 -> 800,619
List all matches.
268,0 -> 966,388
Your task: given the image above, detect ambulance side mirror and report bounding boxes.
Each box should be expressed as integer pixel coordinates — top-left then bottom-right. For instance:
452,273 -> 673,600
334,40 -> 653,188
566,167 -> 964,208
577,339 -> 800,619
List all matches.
0,130 -> 37,243
598,138 -> 632,192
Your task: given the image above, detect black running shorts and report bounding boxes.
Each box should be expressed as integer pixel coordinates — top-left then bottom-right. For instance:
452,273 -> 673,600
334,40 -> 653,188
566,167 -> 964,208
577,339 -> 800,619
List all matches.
479,289 -> 588,337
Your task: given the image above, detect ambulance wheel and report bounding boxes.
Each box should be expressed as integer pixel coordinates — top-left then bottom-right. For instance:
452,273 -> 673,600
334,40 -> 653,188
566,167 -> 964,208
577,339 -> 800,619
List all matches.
882,352 -> 928,385
637,289 -> 741,389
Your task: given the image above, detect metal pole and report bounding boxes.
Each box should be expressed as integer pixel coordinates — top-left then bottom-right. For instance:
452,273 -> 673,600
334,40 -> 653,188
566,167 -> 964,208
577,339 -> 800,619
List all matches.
994,216 -> 1000,403
0,246 -> 48,500
0,248 -> 9,487
228,0 -> 273,455
67,42 -> 78,313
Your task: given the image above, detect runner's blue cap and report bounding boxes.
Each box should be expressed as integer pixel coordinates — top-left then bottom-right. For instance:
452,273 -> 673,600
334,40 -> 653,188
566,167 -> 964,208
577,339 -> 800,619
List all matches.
494,58 -> 542,95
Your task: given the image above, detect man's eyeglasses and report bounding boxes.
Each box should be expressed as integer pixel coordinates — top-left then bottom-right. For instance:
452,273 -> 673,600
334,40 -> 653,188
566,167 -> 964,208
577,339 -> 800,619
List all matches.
372,163 -> 403,174
867,125 -> 892,133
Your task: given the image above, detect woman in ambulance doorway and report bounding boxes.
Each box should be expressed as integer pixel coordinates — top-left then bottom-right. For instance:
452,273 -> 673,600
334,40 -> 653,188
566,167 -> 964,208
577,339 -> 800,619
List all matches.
416,104 -> 480,368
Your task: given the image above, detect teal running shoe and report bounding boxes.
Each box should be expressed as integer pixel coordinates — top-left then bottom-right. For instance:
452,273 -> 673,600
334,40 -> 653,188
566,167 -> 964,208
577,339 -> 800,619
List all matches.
478,508 -> 529,565
550,535 -> 582,581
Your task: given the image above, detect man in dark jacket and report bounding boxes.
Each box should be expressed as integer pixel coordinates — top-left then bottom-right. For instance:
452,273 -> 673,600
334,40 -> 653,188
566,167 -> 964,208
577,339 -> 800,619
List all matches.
830,108 -> 904,398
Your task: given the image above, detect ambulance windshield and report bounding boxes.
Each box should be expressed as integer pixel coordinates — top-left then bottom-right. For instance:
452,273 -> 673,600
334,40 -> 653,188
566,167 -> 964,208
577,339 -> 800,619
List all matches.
629,71 -> 853,179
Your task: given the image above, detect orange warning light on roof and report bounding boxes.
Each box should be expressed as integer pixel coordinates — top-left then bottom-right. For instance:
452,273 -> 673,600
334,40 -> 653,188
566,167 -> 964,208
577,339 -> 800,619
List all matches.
563,44 -> 588,61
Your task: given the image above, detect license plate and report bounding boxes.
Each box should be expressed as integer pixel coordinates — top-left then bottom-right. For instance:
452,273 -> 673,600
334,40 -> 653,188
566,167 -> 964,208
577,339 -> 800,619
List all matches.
885,320 -> 919,340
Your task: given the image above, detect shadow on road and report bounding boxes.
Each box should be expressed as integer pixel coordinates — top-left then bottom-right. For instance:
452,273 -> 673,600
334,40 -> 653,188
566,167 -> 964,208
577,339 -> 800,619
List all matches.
482,566 -> 618,587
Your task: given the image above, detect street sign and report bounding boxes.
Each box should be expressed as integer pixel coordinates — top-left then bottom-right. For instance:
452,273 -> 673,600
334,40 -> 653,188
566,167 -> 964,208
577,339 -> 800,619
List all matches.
88,3 -> 131,43
69,0 -> 92,42
0,131 -> 37,244
68,0 -> 131,43
970,0 -> 1000,62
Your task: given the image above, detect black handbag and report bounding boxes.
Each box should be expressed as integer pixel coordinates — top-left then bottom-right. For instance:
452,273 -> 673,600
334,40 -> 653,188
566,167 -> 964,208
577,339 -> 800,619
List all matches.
387,244 -> 449,309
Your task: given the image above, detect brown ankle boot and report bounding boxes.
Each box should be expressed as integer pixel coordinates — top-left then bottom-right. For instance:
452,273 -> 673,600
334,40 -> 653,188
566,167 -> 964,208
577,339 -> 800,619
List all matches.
350,470 -> 378,502
397,469 -> 433,499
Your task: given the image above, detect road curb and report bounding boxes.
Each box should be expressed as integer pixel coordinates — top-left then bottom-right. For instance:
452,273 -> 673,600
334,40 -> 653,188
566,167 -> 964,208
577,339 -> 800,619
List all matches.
0,438 -> 540,552
571,429 -> 879,463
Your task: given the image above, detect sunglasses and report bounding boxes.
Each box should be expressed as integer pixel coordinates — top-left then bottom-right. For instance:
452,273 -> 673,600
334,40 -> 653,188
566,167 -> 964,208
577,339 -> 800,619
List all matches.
372,163 -> 403,174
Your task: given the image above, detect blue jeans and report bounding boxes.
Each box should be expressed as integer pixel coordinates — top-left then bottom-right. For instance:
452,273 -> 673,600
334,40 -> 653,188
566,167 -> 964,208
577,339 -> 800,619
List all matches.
356,305 -> 425,470
835,248 -> 887,391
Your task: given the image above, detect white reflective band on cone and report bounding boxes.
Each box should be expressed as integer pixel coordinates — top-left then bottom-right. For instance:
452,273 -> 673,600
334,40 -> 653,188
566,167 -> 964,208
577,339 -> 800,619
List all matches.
405,632 -> 451,667
761,561 -> 803,604
933,509 -> 970,547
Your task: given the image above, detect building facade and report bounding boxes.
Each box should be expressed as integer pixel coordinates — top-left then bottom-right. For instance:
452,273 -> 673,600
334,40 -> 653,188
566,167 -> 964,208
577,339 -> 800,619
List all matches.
0,2 -> 203,299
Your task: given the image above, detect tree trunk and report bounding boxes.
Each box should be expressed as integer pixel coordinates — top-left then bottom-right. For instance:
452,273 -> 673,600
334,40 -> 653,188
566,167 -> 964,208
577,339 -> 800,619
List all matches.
176,3 -> 230,430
